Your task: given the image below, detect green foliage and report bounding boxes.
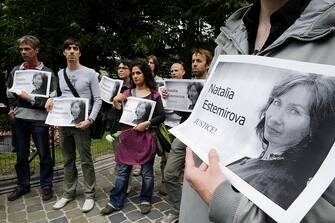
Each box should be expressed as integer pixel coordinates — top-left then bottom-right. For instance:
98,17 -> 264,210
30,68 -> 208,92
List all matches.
0,114 -> 10,131
0,0 -> 251,77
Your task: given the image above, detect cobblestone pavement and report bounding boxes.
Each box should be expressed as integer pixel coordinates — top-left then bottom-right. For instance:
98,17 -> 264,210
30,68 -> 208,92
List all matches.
1,156 -> 173,223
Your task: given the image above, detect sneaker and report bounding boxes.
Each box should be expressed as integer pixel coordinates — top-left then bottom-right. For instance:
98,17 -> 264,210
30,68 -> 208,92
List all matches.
159,213 -> 179,223
158,182 -> 167,196
140,202 -> 151,214
41,187 -> 53,201
100,204 -> 117,215
53,197 -> 73,209
8,187 -> 30,201
81,198 -> 95,213
132,165 -> 141,176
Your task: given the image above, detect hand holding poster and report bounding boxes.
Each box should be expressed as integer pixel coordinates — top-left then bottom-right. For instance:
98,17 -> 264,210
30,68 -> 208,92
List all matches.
119,97 -> 156,127
9,69 -> 52,97
99,76 -> 123,104
45,98 -> 89,126
164,79 -> 205,112
170,55 -> 335,223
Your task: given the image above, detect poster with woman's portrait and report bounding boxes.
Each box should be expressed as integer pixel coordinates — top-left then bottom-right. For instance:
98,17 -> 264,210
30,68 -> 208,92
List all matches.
164,79 -> 205,112
9,69 -> 52,97
119,97 -> 156,127
99,76 -> 123,104
170,55 -> 335,223
45,98 -> 89,127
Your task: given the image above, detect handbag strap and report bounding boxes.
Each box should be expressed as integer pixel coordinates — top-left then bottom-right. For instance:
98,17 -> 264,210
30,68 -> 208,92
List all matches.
63,68 -> 80,98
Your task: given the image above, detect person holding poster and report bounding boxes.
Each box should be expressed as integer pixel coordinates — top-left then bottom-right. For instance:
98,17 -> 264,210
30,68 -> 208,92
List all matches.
100,59 -> 165,215
159,49 -> 212,223
6,35 -> 56,202
48,38 -> 102,213
182,0 -> 335,223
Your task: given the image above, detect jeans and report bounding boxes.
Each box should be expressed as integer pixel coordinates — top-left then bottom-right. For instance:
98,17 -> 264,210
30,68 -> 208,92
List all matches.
13,118 -> 53,190
109,158 -> 155,209
59,127 -> 96,199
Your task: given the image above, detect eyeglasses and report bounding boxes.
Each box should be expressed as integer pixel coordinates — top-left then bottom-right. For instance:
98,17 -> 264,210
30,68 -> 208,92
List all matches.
118,66 -> 129,70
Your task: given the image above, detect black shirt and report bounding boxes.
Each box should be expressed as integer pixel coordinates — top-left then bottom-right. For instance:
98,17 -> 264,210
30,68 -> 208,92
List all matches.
243,0 -> 311,54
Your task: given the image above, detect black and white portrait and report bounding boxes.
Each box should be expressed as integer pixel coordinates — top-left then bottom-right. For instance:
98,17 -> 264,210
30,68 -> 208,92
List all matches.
70,100 -> 86,124
119,96 -> 156,127
187,82 -> 203,110
31,72 -> 48,95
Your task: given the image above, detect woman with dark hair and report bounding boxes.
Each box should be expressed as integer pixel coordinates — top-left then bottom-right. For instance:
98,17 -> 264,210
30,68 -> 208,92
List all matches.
31,72 -> 48,95
228,73 -> 335,209
101,59 -> 165,215
147,55 -> 162,80
133,101 -> 151,124
187,82 -> 203,110
70,100 -> 86,124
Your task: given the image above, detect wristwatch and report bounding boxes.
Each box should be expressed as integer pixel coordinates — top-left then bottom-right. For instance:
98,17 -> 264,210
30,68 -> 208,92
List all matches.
88,118 -> 94,124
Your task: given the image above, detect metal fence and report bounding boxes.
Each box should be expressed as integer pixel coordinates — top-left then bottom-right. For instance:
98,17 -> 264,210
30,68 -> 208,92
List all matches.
0,128 -> 114,194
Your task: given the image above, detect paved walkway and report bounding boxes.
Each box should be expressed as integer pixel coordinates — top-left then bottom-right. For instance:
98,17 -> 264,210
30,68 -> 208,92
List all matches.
1,156 -> 172,223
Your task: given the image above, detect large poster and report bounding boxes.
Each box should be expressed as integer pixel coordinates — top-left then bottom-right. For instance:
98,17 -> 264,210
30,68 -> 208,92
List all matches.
119,96 -> 156,127
170,55 -> 335,223
99,76 -> 123,104
9,69 -> 52,97
45,98 -> 89,127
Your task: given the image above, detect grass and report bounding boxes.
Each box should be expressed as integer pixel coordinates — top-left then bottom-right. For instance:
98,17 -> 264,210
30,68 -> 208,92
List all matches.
0,132 -> 114,176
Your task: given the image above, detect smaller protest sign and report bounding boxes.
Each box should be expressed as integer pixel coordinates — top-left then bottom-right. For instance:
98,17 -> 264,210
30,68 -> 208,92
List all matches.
119,97 -> 156,127
9,69 -> 52,98
45,98 -> 89,126
99,76 -> 123,104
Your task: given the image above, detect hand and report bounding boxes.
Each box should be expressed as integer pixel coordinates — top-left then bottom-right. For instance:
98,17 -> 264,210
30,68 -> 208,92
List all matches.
8,111 -> 15,121
75,119 -> 92,129
185,147 -> 226,205
133,121 -> 150,132
112,93 -> 127,110
161,87 -> 169,99
45,98 -> 54,112
16,90 -> 29,101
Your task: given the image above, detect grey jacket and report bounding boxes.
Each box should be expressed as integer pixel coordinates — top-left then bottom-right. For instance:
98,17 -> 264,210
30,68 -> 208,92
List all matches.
209,0 -> 335,222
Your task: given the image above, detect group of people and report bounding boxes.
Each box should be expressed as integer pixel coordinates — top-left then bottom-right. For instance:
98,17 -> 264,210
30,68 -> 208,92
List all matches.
4,0 -> 335,222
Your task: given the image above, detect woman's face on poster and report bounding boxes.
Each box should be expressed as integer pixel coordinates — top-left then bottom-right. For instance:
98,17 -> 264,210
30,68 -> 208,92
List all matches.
71,102 -> 81,119
136,102 -> 147,119
33,74 -> 43,89
264,85 -> 311,148
188,85 -> 200,104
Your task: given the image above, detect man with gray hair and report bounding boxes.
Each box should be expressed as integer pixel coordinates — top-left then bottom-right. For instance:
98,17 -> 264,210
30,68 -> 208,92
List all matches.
6,35 -> 57,201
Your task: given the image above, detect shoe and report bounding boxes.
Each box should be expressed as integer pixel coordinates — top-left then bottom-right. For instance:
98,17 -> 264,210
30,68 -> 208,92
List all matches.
41,187 -> 53,201
140,202 -> 151,214
8,187 -> 30,201
132,165 -> 141,176
82,198 -> 95,212
100,204 -> 116,215
159,213 -> 179,223
53,197 -> 73,209
158,183 -> 167,196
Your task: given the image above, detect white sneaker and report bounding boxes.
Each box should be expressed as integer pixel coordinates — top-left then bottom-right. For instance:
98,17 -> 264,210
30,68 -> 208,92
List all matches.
53,197 -> 73,209
81,198 -> 95,213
